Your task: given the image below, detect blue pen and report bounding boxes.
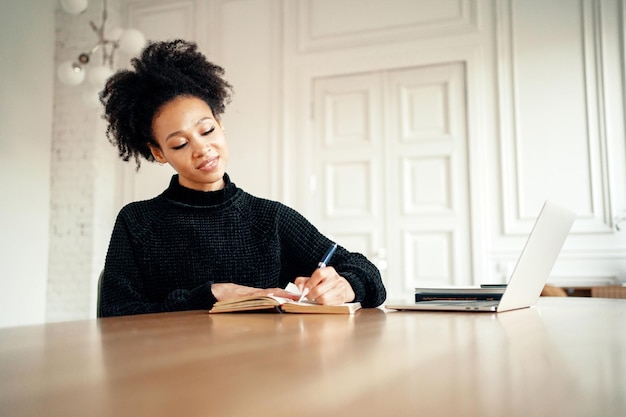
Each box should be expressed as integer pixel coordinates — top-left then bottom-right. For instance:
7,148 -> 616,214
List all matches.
298,242 -> 338,302
318,242 -> 338,268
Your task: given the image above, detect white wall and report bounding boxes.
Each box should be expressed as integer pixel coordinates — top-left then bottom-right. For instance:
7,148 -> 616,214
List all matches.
0,0 -> 55,327
46,0 -> 128,323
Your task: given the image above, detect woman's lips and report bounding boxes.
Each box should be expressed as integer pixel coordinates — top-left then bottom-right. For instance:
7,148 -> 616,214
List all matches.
197,156 -> 218,171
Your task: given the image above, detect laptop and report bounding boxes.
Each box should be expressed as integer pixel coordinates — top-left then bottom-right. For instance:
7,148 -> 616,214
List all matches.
385,200 -> 576,312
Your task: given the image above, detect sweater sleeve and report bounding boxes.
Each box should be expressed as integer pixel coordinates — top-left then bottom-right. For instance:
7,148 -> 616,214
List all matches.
274,203 -> 386,308
98,208 -> 218,318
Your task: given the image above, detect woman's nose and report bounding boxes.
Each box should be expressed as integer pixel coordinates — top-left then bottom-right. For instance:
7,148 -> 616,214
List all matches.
191,138 -> 211,157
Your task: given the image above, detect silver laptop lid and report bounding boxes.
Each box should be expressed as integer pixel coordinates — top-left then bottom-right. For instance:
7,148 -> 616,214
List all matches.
496,200 -> 576,312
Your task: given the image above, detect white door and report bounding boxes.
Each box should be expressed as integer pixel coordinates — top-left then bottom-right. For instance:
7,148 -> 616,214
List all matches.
311,63 -> 472,299
312,71 -> 387,279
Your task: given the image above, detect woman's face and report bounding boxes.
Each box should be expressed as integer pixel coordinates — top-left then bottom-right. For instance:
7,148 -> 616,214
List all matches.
150,96 -> 228,192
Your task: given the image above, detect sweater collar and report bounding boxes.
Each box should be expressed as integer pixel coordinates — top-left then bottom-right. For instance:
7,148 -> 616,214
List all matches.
162,173 -> 238,206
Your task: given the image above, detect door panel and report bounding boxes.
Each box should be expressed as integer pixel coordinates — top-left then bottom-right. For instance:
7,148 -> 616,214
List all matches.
387,63 -> 472,296
312,63 -> 471,299
312,72 -> 385,270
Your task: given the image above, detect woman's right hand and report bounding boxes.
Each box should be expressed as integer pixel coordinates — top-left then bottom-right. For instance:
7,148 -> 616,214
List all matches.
211,283 -> 300,302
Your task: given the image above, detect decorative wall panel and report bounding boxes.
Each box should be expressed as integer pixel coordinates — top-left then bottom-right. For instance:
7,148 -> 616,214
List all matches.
297,0 -> 478,51
399,83 -> 451,141
325,91 -> 371,147
402,155 -> 452,214
127,1 -> 197,41
404,231 -> 453,285
325,161 -> 373,217
333,232 -> 374,256
496,0 -> 611,234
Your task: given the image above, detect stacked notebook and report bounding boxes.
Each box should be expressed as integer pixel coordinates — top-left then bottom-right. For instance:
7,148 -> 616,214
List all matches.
414,285 -> 506,302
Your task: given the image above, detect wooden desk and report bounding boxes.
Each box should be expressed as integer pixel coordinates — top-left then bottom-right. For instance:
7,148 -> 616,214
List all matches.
1,298 -> 624,417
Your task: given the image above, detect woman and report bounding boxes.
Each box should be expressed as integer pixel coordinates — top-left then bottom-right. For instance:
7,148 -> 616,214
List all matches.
98,39 -> 386,317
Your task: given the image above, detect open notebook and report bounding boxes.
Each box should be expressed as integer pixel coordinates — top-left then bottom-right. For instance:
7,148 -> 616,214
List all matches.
386,200 -> 576,313
209,283 -> 361,314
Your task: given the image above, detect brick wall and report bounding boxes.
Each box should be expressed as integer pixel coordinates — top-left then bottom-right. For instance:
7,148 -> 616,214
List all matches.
48,0 -> 121,322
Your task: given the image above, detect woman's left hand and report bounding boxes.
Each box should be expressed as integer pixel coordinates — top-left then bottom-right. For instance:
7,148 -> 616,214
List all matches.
294,266 -> 355,305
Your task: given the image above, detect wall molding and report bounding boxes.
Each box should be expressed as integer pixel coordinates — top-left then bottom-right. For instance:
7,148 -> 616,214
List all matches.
296,0 -> 479,53
496,0 -> 613,236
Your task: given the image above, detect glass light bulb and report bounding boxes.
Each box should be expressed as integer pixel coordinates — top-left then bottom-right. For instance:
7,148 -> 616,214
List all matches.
118,29 -> 146,56
59,0 -> 88,15
57,61 -> 85,86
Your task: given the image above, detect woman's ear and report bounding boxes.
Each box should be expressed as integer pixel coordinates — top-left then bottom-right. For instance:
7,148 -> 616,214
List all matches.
148,143 -> 166,164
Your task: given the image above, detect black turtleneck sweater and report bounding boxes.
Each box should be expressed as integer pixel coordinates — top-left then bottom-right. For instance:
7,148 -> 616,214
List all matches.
99,174 -> 386,317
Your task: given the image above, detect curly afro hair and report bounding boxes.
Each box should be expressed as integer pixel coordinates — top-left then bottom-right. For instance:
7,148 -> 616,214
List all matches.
100,39 -> 233,169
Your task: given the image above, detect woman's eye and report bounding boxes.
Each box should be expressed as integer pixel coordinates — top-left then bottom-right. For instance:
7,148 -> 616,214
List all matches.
202,126 -> 216,136
172,143 -> 187,150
